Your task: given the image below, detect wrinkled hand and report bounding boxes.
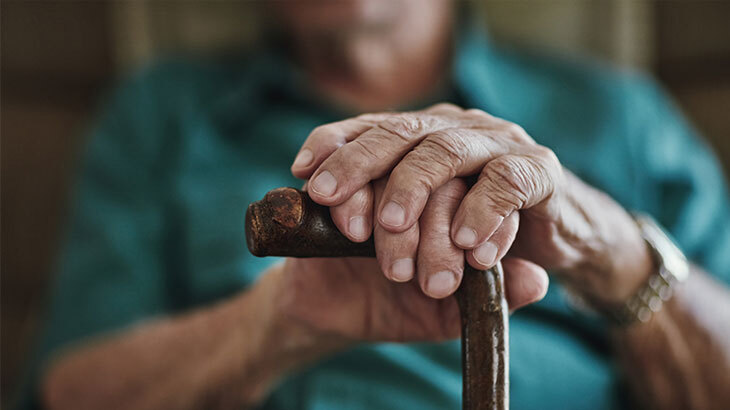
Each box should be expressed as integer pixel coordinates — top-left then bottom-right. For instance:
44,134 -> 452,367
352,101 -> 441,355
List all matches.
275,170 -> 547,343
276,180 -> 546,343
291,104 -> 651,307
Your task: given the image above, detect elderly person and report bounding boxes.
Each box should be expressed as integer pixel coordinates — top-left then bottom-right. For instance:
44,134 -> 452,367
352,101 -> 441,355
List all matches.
19,1 -> 730,409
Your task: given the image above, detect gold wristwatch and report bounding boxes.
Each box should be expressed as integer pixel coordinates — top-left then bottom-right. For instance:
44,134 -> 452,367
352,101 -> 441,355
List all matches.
613,213 -> 691,325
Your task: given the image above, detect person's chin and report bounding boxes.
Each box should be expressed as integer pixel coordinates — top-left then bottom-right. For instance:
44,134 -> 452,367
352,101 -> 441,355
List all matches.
278,0 -> 400,32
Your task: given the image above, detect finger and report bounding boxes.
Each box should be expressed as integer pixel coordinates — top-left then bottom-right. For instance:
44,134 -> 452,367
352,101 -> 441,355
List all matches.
291,113 -> 391,179
416,178 -> 468,299
501,257 -> 549,311
373,178 -> 419,282
423,102 -> 464,116
330,184 -> 373,242
307,112 -> 461,206
377,127 -> 511,232
452,147 -> 563,248
465,211 -> 519,269
463,108 -> 498,120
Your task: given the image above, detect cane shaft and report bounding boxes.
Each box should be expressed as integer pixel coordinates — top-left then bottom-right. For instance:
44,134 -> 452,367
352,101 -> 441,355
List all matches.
246,187 -> 508,410
457,264 -> 509,410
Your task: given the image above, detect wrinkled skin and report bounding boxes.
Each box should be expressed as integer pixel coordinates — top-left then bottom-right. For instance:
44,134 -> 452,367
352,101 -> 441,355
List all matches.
278,180 -> 548,342
287,104 -> 652,315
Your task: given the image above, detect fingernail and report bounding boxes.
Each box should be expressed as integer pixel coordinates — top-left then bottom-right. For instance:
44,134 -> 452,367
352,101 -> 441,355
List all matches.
292,149 -> 314,168
426,271 -> 456,298
390,258 -> 414,282
455,227 -> 477,247
474,241 -> 498,267
380,201 -> 406,227
311,170 -> 337,197
348,216 -> 367,239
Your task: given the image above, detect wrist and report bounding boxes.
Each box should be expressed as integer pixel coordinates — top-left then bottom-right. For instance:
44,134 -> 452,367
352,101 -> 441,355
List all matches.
567,210 -> 693,327
563,203 -> 654,310
237,263 -> 350,401
555,173 -> 652,307
598,215 -> 655,307
266,262 -> 352,358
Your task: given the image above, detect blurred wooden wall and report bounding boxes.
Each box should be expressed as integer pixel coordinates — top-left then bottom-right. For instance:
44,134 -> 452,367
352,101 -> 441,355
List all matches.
2,1 -> 729,406
1,2 -> 115,405
654,1 -> 730,171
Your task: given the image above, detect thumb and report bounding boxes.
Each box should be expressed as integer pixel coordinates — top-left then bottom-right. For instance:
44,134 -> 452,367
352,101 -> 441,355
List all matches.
501,257 -> 549,312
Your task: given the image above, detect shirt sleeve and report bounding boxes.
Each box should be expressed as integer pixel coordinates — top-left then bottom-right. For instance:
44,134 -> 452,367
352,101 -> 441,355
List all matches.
16,68 -> 175,409
629,77 -> 730,283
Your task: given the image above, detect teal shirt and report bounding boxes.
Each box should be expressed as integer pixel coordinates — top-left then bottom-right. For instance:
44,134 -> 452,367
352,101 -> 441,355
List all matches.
20,25 -> 730,409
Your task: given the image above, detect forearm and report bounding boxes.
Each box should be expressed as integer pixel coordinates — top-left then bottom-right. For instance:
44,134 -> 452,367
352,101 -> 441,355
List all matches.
553,173 -> 730,407
41,264 -> 345,410
519,170 -> 654,306
612,267 -> 730,410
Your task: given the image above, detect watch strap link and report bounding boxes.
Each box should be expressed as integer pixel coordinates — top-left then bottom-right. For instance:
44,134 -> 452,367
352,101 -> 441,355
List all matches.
614,213 -> 690,325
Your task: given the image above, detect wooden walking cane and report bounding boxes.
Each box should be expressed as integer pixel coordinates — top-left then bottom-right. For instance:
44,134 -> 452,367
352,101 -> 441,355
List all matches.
246,187 -> 509,410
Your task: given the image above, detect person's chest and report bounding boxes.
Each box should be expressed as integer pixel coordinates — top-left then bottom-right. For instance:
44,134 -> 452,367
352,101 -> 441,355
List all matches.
165,104 -> 331,306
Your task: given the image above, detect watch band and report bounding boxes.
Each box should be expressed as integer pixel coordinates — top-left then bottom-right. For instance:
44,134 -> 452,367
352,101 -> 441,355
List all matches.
613,213 -> 690,325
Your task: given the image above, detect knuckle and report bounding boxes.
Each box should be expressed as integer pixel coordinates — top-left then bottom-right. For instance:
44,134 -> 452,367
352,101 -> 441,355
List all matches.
433,178 -> 468,204
351,185 -> 371,204
465,108 -> 492,120
536,145 -> 560,169
505,123 -> 529,140
418,131 -> 467,173
482,156 -> 532,207
445,177 -> 469,195
420,212 -> 453,238
429,102 -> 462,113
379,113 -> 423,141
377,113 -> 437,142
350,138 -> 385,163
356,112 -> 389,123
309,124 -> 348,148
396,153 -> 443,195
526,145 -> 562,186
307,125 -> 327,143
310,124 -> 336,140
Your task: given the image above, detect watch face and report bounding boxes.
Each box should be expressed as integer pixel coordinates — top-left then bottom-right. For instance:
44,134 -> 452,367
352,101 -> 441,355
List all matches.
619,213 -> 692,325
663,246 -> 690,281
640,216 -> 690,282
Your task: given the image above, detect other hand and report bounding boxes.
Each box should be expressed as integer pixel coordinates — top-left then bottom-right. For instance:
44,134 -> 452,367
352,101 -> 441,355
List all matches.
291,103 -> 652,307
